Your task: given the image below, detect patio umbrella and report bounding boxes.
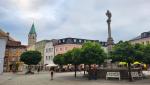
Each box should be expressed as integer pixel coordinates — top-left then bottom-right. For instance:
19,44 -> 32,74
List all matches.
119,62 -> 127,65
133,61 -> 141,65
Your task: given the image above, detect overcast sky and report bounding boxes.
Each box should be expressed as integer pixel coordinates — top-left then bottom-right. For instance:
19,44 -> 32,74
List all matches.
0,0 -> 150,45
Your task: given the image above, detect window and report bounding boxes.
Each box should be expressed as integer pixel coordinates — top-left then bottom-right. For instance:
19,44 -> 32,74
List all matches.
65,47 -> 68,50
59,40 -> 61,43
49,56 -> 51,60
49,48 -> 53,52
146,41 -> 149,44
49,48 -> 51,52
12,57 -> 15,61
17,57 -> 20,61
74,39 -> 77,42
48,49 -> 49,52
60,48 -> 62,51
62,39 -> 65,42
56,49 -> 58,52
47,56 -> 48,60
51,56 -> 53,59
51,56 -> 53,60
46,49 -> 48,52
79,40 -> 82,43
12,49 -> 16,56
102,42 -> 105,46
33,36 -> 34,39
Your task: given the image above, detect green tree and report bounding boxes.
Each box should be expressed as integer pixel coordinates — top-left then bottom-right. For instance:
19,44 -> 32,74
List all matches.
53,54 -> 65,71
143,44 -> 150,64
111,41 -> 144,81
133,43 -> 144,61
20,51 -> 42,74
81,42 -> 106,79
63,49 -> 81,78
63,51 -> 72,65
71,48 -> 82,78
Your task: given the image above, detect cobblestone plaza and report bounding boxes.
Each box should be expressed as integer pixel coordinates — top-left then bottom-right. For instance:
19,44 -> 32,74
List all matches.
0,72 -> 150,85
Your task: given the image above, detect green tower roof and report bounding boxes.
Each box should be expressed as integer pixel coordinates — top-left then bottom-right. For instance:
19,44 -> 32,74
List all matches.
29,23 -> 36,34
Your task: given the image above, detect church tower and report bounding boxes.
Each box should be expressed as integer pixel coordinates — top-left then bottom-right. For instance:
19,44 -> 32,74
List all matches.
28,23 -> 37,46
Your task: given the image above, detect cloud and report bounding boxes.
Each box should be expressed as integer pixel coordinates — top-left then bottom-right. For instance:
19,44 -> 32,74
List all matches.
0,0 -> 150,45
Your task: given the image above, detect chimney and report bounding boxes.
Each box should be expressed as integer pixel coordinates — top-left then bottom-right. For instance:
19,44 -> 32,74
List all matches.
6,32 -> 10,40
6,32 -> 9,36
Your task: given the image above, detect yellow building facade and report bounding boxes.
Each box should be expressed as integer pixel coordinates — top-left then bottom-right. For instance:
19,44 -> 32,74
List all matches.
130,32 -> 150,45
2,31 -> 27,72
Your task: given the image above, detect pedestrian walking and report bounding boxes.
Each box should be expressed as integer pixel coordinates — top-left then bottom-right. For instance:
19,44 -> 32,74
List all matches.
50,68 -> 54,80
37,67 -> 40,74
78,65 -> 82,74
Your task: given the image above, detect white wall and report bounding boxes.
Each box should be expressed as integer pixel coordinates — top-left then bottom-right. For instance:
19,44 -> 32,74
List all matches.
102,47 -> 108,53
0,38 -> 7,74
44,42 -> 55,65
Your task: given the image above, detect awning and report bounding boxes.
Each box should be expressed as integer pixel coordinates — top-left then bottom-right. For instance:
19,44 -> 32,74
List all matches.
46,64 -> 57,67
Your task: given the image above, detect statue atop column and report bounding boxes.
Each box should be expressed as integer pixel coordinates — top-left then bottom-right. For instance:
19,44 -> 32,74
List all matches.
106,10 -> 112,22
106,10 -> 114,52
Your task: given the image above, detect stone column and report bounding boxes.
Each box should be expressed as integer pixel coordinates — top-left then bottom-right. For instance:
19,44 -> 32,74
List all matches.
106,10 -> 114,52
105,10 -> 114,69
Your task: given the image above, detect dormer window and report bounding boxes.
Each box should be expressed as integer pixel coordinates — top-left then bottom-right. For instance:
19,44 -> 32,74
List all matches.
74,39 -> 77,42
59,40 -> 61,43
102,43 -> 105,46
79,40 -> 82,43
141,32 -> 150,38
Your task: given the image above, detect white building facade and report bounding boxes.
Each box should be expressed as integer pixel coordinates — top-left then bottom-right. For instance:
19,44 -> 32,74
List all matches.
44,41 -> 55,66
0,37 -> 7,74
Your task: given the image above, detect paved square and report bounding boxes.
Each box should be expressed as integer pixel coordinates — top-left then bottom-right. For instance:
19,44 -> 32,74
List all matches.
0,72 -> 150,85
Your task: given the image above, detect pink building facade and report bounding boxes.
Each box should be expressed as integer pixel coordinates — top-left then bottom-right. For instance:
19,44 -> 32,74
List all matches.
55,44 -> 82,56
54,38 -> 107,56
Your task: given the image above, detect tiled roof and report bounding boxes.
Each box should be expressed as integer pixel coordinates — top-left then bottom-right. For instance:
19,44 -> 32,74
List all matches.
0,28 -> 26,48
55,37 -> 107,46
0,28 -> 15,41
130,31 -> 150,41
36,40 -> 51,44
130,35 -> 141,41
